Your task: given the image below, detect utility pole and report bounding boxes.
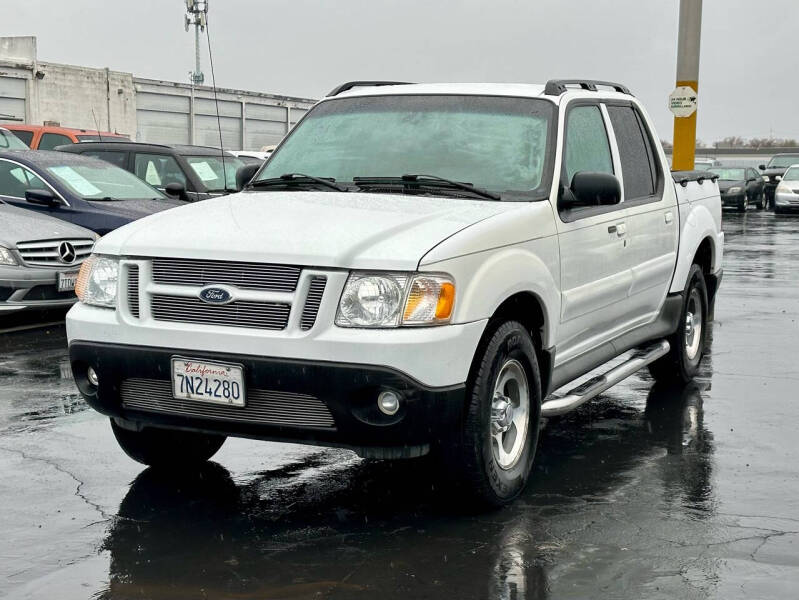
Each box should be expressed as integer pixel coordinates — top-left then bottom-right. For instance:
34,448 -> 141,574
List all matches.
185,0 -> 208,86
670,0 -> 703,171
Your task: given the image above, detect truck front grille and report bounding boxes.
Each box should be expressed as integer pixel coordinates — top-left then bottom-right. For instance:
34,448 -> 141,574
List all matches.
127,265 -> 140,318
300,277 -> 327,330
16,239 -> 94,267
151,295 -> 290,330
120,378 -> 335,429
152,257 -> 301,292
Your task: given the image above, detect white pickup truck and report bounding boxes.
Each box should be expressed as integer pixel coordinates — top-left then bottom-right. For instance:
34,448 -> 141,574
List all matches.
67,80 -> 723,506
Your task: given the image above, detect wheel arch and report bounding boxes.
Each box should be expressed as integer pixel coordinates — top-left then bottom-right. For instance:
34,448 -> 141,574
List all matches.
670,203 -> 722,295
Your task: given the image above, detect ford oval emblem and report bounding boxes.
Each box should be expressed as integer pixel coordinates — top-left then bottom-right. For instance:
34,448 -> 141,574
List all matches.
199,286 -> 233,305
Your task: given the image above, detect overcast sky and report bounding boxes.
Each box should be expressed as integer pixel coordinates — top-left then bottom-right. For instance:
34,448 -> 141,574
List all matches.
4,0 -> 798,143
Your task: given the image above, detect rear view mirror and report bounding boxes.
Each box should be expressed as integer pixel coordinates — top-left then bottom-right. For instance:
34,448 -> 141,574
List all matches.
236,164 -> 260,191
25,188 -> 60,207
164,182 -> 187,200
759,164 -> 766,170
563,171 -> 621,209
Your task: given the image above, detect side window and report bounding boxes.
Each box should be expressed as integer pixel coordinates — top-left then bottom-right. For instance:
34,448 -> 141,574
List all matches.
607,105 -> 658,201
86,151 -> 128,169
134,153 -> 187,187
564,105 -> 613,183
38,133 -> 73,150
0,161 -> 48,197
11,130 -> 34,147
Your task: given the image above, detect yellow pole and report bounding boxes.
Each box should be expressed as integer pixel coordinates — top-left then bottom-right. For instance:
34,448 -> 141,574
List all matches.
672,0 -> 703,171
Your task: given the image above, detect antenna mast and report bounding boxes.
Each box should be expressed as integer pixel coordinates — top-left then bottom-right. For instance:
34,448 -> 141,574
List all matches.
185,0 -> 208,86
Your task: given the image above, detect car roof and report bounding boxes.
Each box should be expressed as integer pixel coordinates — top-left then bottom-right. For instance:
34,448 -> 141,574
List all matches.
57,140 -> 236,156
0,123 -> 126,137
0,149 -> 118,168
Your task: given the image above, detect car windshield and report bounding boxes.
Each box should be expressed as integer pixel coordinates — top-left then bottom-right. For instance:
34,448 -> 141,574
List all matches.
185,155 -> 245,192
767,155 -> 799,168
255,95 -> 555,197
709,167 -> 745,180
0,129 -> 29,150
782,166 -> 799,181
45,162 -> 167,201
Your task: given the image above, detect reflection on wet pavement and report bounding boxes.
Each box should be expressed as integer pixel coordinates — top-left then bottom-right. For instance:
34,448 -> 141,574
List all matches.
2,211 -> 799,599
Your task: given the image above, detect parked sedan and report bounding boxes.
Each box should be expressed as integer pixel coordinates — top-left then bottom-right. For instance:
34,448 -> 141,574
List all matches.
709,166 -> 766,211
774,165 -> 799,214
759,153 -> 799,208
1,201 -> 97,313
57,142 -> 246,201
0,150 -> 181,235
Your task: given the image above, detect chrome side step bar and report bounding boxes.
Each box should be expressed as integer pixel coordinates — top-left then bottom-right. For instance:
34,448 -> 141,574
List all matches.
541,340 -> 671,417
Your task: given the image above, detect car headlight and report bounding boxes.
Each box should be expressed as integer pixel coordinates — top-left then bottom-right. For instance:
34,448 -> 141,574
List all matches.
775,175 -> 782,181
75,255 -> 119,308
728,186 -> 742,193
336,272 -> 455,328
0,245 -> 18,266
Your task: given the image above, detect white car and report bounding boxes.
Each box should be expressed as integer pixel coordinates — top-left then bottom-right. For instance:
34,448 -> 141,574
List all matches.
66,80 -> 723,506
773,164 -> 799,214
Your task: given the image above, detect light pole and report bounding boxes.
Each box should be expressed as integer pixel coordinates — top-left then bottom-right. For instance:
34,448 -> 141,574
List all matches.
185,0 -> 208,86
670,0 -> 703,171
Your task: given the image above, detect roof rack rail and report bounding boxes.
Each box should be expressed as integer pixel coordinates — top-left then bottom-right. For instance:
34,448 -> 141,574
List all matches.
544,79 -> 632,96
326,81 -> 414,97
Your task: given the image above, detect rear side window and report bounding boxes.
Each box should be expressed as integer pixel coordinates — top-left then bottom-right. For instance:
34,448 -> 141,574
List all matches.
9,130 -> 33,147
39,133 -> 73,150
607,105 -> 658,201
564,105 -> 613,183
85,151 -> 128,169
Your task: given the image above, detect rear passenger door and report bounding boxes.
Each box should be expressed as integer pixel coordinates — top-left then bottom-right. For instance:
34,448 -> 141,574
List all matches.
606,103 -> 678,326
133,152 -> 189,193
554,103 -> 630,366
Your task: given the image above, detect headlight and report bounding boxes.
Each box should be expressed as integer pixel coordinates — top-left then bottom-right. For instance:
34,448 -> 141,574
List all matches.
75,255 -> 119,308
336,272 -> 455,328
762,175 -> 770,181
776,183 -> 792,193
727,186 -> 742,193
775,175 -> 782,181
0,245 -> 18,266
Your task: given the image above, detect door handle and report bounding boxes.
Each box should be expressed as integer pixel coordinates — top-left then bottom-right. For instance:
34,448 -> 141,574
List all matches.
615,222 -> 627,237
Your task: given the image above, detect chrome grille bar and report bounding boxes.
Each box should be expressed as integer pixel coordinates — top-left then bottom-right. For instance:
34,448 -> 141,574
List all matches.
16,239 -> 93,267
121,378 -> 335,429
300,276 -> 327,330
151,295 -> 290,330
128,265 -> 140,318
152,258 -> 301,292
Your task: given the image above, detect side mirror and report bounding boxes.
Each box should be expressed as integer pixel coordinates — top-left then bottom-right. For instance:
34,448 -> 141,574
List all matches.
164,182 -> 187,200
759,164 -> 766,171
563,171 -> 621,209
25,188 -> 60,207
236,164 -> 260,191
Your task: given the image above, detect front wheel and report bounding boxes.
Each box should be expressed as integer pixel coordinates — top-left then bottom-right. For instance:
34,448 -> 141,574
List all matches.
648,264 -> 708,384
445,321 -> 542,507
737,195 -> 748,212
111,419 -> 226,468
758,191 -> 767,210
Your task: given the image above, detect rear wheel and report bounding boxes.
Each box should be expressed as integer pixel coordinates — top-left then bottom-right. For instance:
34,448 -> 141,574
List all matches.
648,264 -> 708,384
737,195 -> 748,212
758,191 -> 767,210
445,321 -> 542,508
111,419 -> 226,468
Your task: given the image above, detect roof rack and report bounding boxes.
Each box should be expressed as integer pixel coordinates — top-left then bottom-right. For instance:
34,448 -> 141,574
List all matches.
544,79 -> 632,96
326,81 -> 414,97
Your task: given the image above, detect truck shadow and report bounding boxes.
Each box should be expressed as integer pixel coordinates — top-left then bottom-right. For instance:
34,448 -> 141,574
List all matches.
98,377 -> 715,600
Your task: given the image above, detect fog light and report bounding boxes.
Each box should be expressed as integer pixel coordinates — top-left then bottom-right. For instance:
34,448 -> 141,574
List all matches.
377,390 -> 401,415
87,366 -> 99,387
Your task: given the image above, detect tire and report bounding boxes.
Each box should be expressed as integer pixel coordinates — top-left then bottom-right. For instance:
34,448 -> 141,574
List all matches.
737,195 -> 748,212
648,264 -> 708,384
758,192 -> 767,210
110,419 -> 226,468
444,320 -> 542,508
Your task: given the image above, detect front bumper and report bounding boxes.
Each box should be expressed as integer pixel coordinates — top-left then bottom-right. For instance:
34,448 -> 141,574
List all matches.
720,191 -> 745,207
69,341 -> 466,457
0,265 -> 78,312
774,192 -> 799,212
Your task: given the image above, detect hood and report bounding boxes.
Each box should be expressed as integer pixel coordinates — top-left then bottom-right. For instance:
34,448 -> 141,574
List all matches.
0,203 -> 96,246
762,167 -> 789,177
85,197 -> 183,219
96,191 -> 526,270
717,179 -> 745,191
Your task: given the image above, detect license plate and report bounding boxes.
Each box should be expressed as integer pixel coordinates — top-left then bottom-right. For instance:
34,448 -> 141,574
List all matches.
171,357 -> 245,406
58,271 -> 79,292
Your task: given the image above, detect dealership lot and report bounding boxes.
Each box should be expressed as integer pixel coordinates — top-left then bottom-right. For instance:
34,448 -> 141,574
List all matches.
1,210 -> 797,599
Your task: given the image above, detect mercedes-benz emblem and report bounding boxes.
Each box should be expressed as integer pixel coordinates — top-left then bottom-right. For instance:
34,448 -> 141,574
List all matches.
58,241 -> 76,264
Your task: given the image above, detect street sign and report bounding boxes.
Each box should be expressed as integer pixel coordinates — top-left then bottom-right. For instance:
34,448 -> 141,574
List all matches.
669,86 -> 698,118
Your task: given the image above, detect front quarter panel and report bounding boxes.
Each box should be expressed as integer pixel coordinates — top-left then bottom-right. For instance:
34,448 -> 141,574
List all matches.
671,191 -> 723,294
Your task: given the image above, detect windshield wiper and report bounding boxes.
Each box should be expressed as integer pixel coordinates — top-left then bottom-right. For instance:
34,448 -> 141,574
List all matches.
248,173 -> 348,193
353,174 -> 501,201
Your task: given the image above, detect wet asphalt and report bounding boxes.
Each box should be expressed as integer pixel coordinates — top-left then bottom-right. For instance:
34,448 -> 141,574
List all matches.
1,209 -> 798,599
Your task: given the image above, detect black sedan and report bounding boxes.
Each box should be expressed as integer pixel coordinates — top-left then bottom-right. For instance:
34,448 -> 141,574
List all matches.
709,166 -> 766,212
0,150 -> 181,235
759,153 -> 799,208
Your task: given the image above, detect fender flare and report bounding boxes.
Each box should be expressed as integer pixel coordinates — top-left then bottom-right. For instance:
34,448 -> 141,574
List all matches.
670,203 -> 721,294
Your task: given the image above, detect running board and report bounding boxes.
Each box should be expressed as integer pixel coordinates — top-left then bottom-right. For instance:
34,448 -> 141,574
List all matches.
541,340 -> 671,417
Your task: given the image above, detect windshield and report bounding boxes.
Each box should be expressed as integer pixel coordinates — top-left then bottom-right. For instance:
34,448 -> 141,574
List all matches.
709,167 -> 745,181
0,129 -> 29,150
256,95 -> 555,197
185,155 -> 244,192
46,163 -> 167,200
767,155 -> 799,168
783,166 -> 799,181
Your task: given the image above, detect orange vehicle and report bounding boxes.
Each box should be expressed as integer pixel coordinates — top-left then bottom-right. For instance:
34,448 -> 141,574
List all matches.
0,123 -> 128,150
